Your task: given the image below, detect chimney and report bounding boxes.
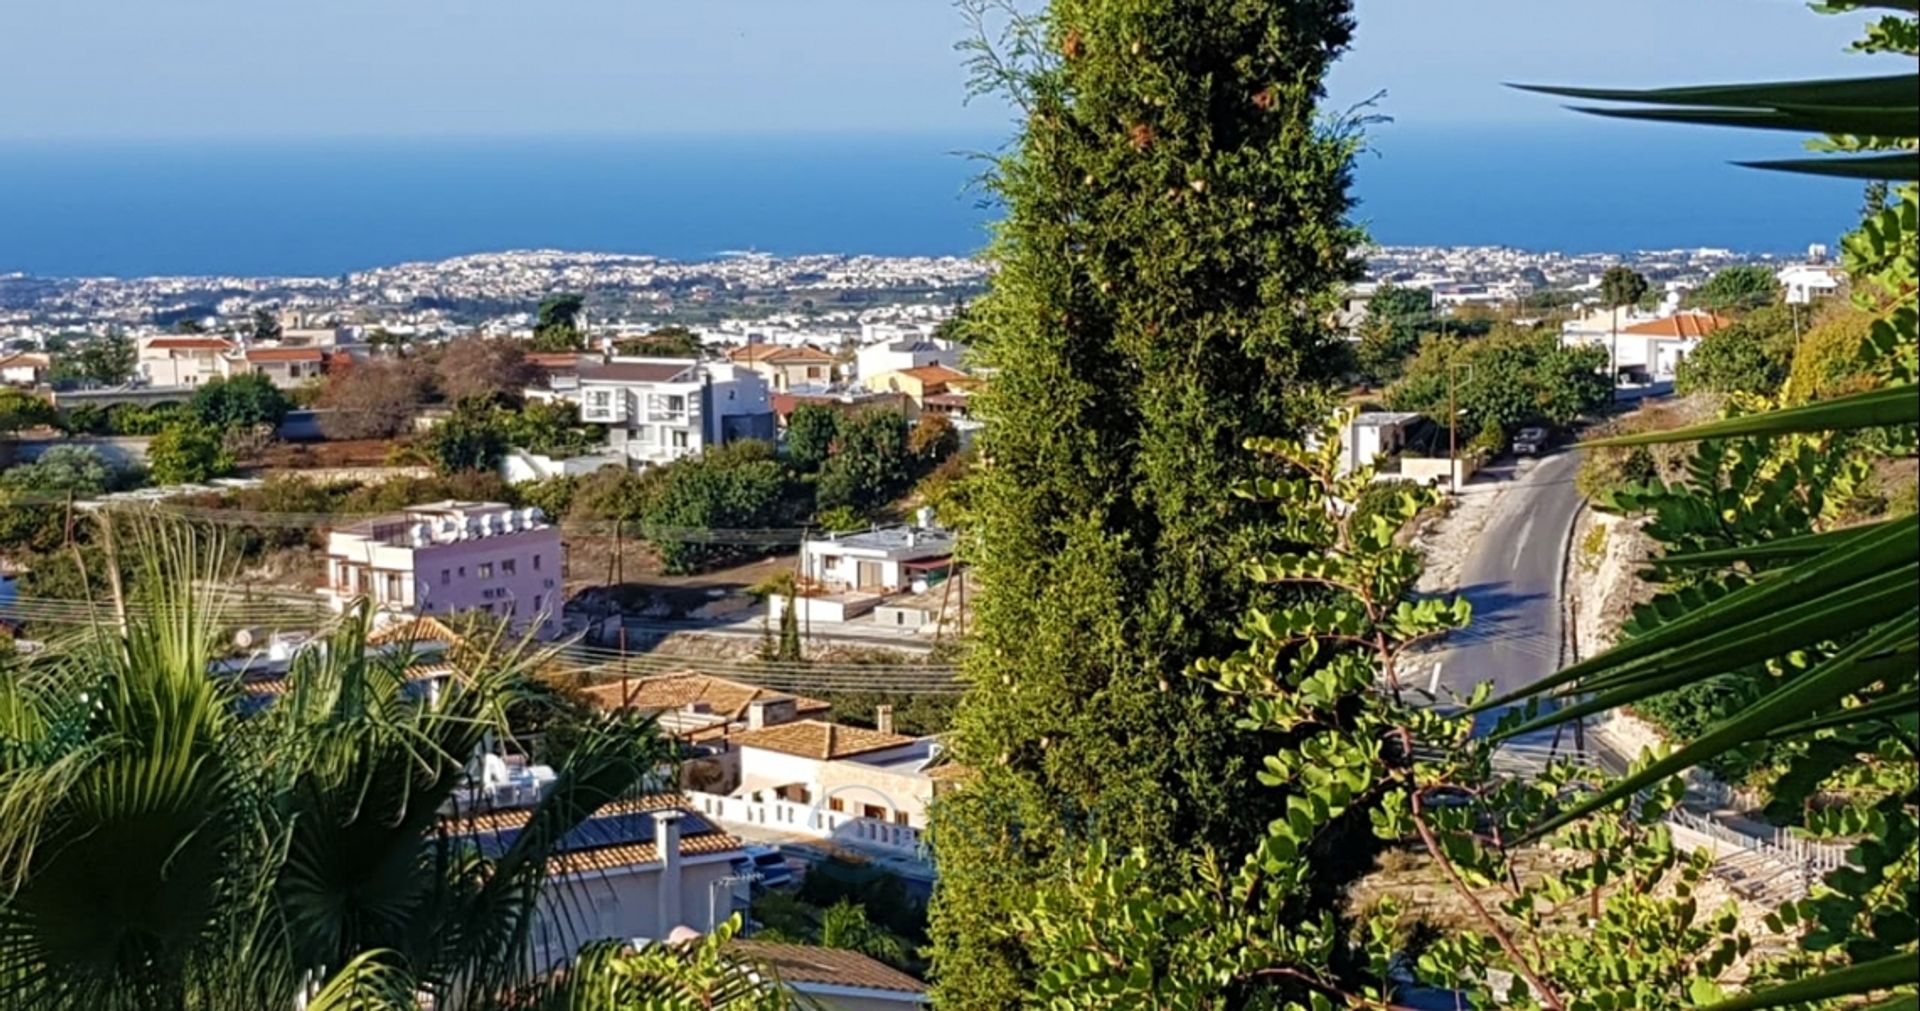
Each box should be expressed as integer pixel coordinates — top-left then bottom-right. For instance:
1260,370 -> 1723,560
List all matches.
875,704 -> 894,736
747,699 -> 772,730
655,810 -> 684,935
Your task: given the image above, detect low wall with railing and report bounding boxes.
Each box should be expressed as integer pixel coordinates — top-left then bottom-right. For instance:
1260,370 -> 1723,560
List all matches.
686,790 -> 926,857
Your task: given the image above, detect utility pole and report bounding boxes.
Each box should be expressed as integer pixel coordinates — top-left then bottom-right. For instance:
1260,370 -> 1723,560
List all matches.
1446,361 -> 1472,493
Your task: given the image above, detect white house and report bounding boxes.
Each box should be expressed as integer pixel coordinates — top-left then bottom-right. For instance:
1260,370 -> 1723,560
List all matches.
461,794 -> 748,964
1339,411 -> 1422,475
576,357 -> 775,467
323,500 -> 564,637
1778,264 -> 1843,305
855,338 -> 961,384
1561,309 -> 1731,380
726,716 -> 944,831
0,351 -> 51,387
137,336 -> 235,386
800,523 -> 955,595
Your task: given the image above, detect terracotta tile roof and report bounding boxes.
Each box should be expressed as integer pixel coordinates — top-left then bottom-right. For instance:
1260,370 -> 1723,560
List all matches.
729,940 -> 928,995
0,352 -> 51,369
1622,312 -> 1732,339
924,762 -> 975,781
145,337 -> 234,352
729,343 -> 836,365
368,615 -> 466,646
439,792 -> 743,876
580,360 -> 695,384
728,719 -> 917,760
525,352 -> 587,371
244,346 -> 324,363
895,364 -> 968,385
579,673 -> 829,723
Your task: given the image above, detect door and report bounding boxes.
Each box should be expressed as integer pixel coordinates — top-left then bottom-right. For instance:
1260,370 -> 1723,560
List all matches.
856,560 -> 883,590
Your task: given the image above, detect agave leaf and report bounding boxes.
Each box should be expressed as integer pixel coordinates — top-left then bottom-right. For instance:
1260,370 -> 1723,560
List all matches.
1694,950 -> 1919,1011
1654,522 -> 1885,568
1569,105 -> 1919,138
1474,514 -> 1917,710
1523,619 -> 1916,834
1579,385 -> 1918,448
1738,152 -> 1920,180
1513,74 -> 1919,110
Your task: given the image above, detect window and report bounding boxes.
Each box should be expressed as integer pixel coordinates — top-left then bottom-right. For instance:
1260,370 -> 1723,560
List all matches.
671,430 -> 689,449
441,568 -> 450,585
502,558 -> 516,575
532,594 -> 543,615
457,566 -> 466,578
478,563 -> 493,579
533,554 -> 542,571
666,394 -> 685,414
828,797 -> 845,813
894,810 -> 911,826
862,803 -> 886,820
807,366 -> 823,380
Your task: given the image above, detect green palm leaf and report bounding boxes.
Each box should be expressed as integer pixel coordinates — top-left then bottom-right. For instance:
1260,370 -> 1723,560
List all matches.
1695,951 -> 1919,1011
1579,385 -> 1918,448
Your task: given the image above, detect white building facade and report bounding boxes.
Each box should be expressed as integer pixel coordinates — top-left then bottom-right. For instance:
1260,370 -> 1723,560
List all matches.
576,358 -> 776,467
323,500 -> 564,637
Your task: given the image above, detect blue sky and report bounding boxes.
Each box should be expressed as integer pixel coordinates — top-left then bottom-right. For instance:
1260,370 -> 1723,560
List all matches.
0,0 -> 1885,141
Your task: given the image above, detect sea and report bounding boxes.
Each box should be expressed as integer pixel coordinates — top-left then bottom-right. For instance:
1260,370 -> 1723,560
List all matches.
0,123 -> 1869,278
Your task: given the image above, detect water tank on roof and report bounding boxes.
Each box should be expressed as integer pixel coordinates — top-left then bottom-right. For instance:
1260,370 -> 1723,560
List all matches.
410,523 -> 430,548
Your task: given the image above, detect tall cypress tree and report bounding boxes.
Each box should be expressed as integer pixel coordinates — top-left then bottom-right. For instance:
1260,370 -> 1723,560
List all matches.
928,1 -> 1362,1004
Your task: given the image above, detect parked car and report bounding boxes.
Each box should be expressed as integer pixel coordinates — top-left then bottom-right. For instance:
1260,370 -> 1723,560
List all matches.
1513,427 -> 1550,455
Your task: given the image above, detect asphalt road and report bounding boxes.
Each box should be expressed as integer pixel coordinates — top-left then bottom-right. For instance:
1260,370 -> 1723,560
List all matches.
1424,449 -> 1586,744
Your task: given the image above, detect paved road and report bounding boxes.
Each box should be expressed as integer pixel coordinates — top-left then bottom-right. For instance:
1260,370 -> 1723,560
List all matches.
1424,449 -> 1586,743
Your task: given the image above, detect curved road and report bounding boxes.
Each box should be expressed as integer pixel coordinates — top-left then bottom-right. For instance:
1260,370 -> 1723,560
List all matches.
1427,449 -> 1586,738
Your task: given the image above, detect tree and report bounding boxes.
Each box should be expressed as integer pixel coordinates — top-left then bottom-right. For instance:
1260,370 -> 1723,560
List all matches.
1355,283 -> 1435,381
1674,303 -> 1796,396
1691,264 -> 1780,312
783,403 -> 842,473
434,334 -> 539,405
614,326 -> 703,358
0,388 -> 56,434
504,399 -> 601,457
0,526 -> 673,1011
928,0 -> 1365,1002
317,358 -> 430,440
641,441 -> 790,573
532,293 -> 587,352
906,413 -> 959,470
173,317 -> 207,334
249,307 -> 282,343
814,408 -> 909,513
191,373 -> 292,431
1385,327 -> 1609,445
365,326 -> 412,358
146,422 -> 234,484
54,333 -> 137,387
0,445 -> 115,495
1783,306 -> 1878,403
1599,265 -> 1650,392
423,401 -> 509,474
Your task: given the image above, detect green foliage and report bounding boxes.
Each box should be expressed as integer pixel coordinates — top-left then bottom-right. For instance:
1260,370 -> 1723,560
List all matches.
614,326 -> 703,358
0,525 -> 675,1010
50,334 -> 136,387
504,399 -> 603,458
249,307 -> 282,342
0,388 -> 57,434
912,447 -> 976,530
907,412 -> 960,467
1785,307 -> 1879,404
1600,265 -> 1650,311
814,408 -> 910,514
146,422 -> 234,484
0,446 -> 118,496
1355,283 -> 1435,381
783,403 -> 841,473
641,441 -> 790,573
102,402 -> 191,436
1676,304 -> 1797,397
930,0 -> 1364,1001
532,293 -> 587,352
423,400 -> 509,474
1387,327 -> 1609,439
191,373 -> 292,431
1692,264 -> 1782,312
813,505 -> 866,534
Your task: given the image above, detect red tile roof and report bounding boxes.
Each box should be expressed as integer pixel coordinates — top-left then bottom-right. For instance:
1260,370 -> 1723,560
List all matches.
1622,312 -> 1731,340
729,343 -> 835,365
728,719 -> 917,760
580,360 -> 696,383
579,672 -> 830,725
895,364 -> 968,386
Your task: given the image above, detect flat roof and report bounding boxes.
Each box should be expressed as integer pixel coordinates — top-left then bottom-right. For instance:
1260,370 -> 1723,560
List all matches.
809,525 -> 955,560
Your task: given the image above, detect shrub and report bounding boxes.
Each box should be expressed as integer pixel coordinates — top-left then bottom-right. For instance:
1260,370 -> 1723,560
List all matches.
147,423 -> 235,484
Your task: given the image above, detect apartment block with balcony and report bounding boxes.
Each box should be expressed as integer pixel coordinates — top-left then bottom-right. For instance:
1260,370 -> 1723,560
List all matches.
576,357 -> 775,467
323,500 -> 564,637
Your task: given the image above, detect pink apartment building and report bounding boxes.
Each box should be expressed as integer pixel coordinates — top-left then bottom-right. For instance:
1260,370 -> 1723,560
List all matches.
324,500 -> 565,637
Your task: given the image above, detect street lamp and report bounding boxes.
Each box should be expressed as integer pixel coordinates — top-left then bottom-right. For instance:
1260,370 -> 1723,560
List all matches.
1446,361 -> 1474,493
